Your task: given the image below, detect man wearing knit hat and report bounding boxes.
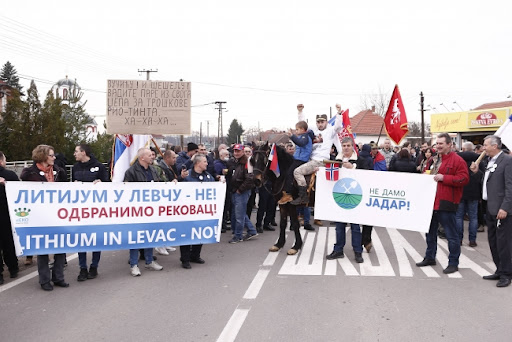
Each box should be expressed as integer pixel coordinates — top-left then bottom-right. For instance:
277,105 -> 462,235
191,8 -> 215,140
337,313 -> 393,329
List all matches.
176,142 -> 199,172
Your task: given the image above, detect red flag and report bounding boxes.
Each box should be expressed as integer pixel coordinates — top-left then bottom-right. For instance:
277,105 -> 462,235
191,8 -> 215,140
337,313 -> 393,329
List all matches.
332,109 -> 358,154
384,85 -> 409,145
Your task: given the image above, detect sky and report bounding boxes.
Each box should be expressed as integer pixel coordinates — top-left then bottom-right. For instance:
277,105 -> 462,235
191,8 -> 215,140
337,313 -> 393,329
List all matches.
2,0 -> 511,139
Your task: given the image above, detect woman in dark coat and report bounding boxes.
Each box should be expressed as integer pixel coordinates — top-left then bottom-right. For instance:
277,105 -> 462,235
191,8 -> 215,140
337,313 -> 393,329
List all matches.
389,148 -> 418,173
20,145 -> 69,291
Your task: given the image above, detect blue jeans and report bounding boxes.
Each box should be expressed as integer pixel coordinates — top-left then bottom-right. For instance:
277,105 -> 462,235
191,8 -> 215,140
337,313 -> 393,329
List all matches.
425,211 -> 460,266
78,251 -> 101,269
298,206 -> 311,224
231,191 -> 257,239
334,222 -> 362,253
129,248 -> 153,267
455,199 -> 478,242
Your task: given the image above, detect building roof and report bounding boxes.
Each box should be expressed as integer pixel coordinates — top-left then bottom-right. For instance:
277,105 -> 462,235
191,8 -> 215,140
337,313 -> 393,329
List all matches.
350,109 -> 384,135
472,101 -> 512,110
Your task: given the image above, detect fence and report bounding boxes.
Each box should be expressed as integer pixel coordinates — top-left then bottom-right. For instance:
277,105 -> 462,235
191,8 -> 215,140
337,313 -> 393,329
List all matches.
5,161 -> 110,181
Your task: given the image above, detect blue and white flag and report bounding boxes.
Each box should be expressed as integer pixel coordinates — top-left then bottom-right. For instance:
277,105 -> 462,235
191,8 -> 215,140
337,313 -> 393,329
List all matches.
496,114 -> 512,150
111,134 -> 152,182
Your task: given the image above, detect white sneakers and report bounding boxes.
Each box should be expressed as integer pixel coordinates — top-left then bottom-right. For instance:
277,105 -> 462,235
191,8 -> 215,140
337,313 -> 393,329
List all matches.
155,247 -> 169,255
165,246 -> 176,252
131,265 -> 141,277
131,261 -> 163,276
144,261 -> 163,271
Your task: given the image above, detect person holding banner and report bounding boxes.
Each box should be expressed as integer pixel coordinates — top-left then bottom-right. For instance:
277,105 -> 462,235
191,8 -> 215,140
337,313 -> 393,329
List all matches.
416,133 -> 469,274
0,151 -> 20,284
470,135 -> 512,287
326,138 -> 370,263
124,148 -> 164,277
20,145 -> 69,291
72,144 -> 109,282
176,142 -> 199,172
180,154 -> 215,269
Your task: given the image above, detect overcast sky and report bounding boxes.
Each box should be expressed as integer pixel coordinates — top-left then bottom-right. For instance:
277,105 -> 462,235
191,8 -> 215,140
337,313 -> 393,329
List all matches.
2,0 -> 511,137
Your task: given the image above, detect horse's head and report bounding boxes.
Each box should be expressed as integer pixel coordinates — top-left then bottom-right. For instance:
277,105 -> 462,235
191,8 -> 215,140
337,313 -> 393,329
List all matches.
251,141 -> 270,187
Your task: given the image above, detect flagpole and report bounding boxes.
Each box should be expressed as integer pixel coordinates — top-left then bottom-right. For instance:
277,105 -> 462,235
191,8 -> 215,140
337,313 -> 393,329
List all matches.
376,122 -> 385,144
151,137 -> 164,158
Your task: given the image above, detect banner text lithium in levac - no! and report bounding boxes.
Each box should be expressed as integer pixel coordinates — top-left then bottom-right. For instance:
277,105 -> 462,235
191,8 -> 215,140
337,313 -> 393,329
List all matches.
5,182 -> 226,256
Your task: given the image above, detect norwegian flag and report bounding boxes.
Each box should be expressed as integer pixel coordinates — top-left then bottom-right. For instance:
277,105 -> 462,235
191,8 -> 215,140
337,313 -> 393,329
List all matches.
385,85 -> 409,144
325,162 -> 341,181
269,143 -> 280,177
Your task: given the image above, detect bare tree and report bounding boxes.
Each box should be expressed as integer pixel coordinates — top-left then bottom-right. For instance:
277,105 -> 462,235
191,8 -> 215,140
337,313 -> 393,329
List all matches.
358,86 -> 391,117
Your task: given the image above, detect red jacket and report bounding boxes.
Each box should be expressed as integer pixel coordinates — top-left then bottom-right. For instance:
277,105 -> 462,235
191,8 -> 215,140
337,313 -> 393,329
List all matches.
434,152 -> 469,211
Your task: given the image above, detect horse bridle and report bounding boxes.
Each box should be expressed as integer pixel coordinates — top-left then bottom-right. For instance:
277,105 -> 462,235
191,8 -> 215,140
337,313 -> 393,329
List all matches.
252,148 -> 284,196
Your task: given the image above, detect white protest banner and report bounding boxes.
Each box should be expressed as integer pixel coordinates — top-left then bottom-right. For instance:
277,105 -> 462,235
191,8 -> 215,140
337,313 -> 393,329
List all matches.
315,167 -> 437,233
106,80 -> 191,134
6,181 -> 225,256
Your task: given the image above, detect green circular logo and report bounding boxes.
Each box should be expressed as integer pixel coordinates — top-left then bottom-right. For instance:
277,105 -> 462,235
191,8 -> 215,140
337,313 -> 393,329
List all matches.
332,178 -> 363,209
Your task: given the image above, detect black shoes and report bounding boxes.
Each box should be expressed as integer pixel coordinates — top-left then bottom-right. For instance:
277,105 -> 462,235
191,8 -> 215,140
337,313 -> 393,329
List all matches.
41,282 -> 53,291
263,225 -> 275,231
256,226 -> 264,233
53,280 -> 70,288
354,252 -> 364,263
181,261 -> 191,269
10,269 -> 18,278
271,221 -> 278,226
304,224 -> 315,231
483,274 -> 500,280
0,275 -> 4,285
443,265 -> 458,274
416,259 -> 436,267
77,268 -> 88,281
190,258 -> 205,264
496,278 -> 511,287
326,251 -> 344,260
88,267 -> 98,279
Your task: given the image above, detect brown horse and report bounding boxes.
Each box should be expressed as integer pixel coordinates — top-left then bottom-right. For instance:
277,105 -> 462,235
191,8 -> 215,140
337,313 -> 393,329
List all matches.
252,142 -> 304,255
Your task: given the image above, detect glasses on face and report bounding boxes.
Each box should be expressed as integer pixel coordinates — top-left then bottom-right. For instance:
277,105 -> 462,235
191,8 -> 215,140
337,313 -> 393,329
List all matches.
48,154 -> 56,158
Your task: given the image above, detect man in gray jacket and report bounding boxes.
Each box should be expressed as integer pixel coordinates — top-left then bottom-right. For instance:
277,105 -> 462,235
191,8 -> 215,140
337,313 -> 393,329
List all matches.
471,135 -> 512,287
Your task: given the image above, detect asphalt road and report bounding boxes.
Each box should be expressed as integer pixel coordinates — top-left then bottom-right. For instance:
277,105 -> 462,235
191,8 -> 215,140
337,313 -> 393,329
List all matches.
1,218 -> 511,342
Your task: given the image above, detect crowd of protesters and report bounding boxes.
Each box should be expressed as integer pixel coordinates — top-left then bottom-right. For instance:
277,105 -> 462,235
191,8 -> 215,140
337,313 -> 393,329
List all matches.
1,104 -> 512,289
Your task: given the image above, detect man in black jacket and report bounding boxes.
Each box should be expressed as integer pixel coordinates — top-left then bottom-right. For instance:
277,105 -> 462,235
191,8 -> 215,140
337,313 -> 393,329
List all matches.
124,148 -> 163,277
228,144 -> 258,244
456,142 -> 482,247
0,151 -> 20,284
72,144 -> 109,282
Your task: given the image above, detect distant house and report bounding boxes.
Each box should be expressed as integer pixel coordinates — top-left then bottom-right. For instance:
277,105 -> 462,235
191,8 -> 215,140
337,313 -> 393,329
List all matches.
259,130 -> 290,145
350,106 -> 384,144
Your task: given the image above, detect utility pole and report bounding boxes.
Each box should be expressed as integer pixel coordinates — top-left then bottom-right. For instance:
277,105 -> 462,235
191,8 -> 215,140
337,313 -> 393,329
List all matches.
200,122 -> 202,144
138,69 -> 158,81
215,101 -> 226,146
419,92 -> 429,144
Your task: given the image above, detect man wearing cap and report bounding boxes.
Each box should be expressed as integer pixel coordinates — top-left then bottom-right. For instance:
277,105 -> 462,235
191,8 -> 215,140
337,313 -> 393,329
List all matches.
176,142 -> 199,172
370,143 -> 387,171
291,112 -> 343,205
228,144 -> 259,243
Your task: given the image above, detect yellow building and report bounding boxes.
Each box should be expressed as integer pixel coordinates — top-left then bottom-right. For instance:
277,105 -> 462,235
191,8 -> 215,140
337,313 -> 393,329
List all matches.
431,101 -> 512,147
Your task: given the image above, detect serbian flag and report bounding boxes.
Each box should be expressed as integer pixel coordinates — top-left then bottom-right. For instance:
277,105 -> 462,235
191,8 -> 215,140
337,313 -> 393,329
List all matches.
330,109 -> 357,154
495,114 -> 512,150
325,162 -> 341,181
268,143 -> 280,177
111,134 -> 152,182
384,85 -> 409,145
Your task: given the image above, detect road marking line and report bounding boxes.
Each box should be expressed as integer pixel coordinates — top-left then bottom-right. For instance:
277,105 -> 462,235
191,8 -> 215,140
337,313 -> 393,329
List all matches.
243,269 -> 270,299
360,228 -> 395,277
0,253 -> 78,293
216,308 -> 250,342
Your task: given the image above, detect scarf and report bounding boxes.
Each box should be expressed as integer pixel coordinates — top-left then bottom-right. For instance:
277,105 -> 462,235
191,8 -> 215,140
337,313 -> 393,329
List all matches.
36,163 -> 55,182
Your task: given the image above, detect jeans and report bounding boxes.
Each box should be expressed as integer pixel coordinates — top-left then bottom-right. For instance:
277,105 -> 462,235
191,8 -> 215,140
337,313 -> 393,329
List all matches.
425,211 -> 460,266
455,199 -> 478,242
232,190 -> 257,239
298,206 -> 311,225
129,248 -> 153,267
78,252 -> 101,269
334,222 -> 362,253
37,254 -> 66,284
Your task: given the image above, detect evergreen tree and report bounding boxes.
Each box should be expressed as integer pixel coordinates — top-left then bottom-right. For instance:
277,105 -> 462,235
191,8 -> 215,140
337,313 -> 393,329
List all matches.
0,89 -> 27,160
38,91 -> 66,150
226,119 -> 244,144
0,61 -> 23,91
90,122 -> 114,163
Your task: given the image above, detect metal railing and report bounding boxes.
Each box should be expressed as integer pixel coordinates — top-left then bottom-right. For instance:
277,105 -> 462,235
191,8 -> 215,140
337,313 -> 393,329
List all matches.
5,161 -> 110,181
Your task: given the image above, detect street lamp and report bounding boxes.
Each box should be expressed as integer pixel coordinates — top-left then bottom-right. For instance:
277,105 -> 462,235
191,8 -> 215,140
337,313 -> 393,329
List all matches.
453,101 -> 464,111
440,103 -> 450,112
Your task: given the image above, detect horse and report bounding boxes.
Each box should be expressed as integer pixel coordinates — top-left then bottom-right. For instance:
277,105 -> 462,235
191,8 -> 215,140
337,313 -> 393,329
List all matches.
252,142 -> 314,255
